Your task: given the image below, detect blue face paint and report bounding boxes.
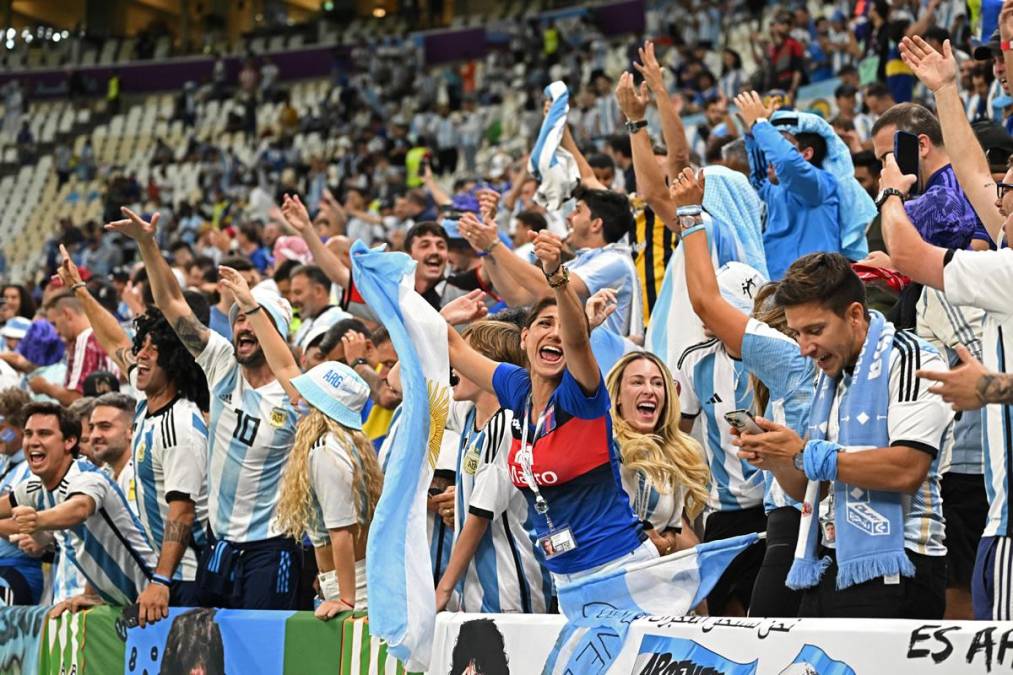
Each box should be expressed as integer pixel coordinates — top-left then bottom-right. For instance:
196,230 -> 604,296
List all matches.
294,400 -> 310,417
0,428 -> 17,444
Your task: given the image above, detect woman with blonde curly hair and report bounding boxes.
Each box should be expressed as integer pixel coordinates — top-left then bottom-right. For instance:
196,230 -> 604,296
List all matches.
606,352 -> 710,557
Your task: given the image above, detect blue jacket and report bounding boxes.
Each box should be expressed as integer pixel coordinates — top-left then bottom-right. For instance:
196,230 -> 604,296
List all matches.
747,120 -> 841,280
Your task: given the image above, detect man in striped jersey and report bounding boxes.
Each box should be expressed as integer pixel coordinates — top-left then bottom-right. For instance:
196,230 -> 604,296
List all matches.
109,207 -> 301,610
739,253 -> 953,619
0,387 -> 44,605
57,244 -> 211,624
1,402 -> 157,613
878,129 -> 1013,619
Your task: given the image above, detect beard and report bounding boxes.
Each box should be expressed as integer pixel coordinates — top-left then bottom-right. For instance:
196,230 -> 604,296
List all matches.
233,342 -> 267,367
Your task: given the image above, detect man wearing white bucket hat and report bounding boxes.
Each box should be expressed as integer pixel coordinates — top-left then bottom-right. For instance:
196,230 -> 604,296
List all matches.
108,207 -> 302,610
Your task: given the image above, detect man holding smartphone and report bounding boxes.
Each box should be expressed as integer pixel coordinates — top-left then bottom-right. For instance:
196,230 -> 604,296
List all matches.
871,103 -> 992,251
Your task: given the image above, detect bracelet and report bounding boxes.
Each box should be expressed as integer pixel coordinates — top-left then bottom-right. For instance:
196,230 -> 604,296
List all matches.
70,282 -> 87,292
545,265 -> 569,289
151,573 -> 173,588
244,304 -> 263,316
483,238 -> 501,254
681,224 -> 706,238
350,357 -> 370,369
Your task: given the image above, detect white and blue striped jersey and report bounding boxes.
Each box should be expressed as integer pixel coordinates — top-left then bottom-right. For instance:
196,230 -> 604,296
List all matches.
427,423 -> 459,586
620,467 -> 686,533
131,389 -> 209,581
823,332 -> 953,556
944,249 -> 1013,538
676,338 -> 763,512
50,544 -> 87,602
197,331 -> 298,543
741,318 -> 816,512
11,459 -> 156,605
0,451 -> 33,563
449,402 -> 552,614
917,287 -> 986,475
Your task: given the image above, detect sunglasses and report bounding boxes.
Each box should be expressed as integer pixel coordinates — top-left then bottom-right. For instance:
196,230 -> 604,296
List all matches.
997,182 -> 1013,201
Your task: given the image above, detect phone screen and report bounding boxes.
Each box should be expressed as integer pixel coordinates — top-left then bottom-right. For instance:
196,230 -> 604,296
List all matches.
893,131 -> 920,196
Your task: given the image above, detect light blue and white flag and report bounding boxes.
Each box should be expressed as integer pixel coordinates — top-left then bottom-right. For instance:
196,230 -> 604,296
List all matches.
528,80 -> 579,211
352,241 -> 451,672
646,165 -> 767,372
543,533 -> 760,675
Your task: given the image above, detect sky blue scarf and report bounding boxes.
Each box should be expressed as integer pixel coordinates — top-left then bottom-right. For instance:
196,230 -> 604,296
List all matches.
788,311 -> 915,590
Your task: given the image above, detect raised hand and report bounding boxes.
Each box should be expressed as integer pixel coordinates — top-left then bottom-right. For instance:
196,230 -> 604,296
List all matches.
733,91 -> 775,129
1002,0 -> 1013,42
899,36 -> 956,93
634,40 -> 665,95
57,244 -> 84,289
531,230 -> 565,275
879,153 -> 918,195
585,288 -> 618,330
105,207 -> 159,241
669,167 -> 706,207
340,330 -> 369,364
440,289 -> 489,325
218,266 -> 256,312
476,188 -> 501,221
281,193 -> 313,235
457,211 -> 499,253
615,71 -> 650,122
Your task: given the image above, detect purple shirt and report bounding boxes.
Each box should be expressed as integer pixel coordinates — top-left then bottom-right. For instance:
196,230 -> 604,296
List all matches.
904,164 -> 987,250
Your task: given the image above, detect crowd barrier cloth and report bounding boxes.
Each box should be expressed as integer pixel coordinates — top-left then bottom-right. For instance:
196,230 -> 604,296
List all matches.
0,606 -> 420,675
429,612 -> 1013,674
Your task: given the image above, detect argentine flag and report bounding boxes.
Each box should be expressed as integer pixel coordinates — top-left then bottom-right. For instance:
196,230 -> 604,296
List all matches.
544,534 -> 760,675
351,241 -> 451,671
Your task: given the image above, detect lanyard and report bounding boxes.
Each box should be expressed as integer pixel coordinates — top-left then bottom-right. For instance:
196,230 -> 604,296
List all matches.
518,396 -> 555,529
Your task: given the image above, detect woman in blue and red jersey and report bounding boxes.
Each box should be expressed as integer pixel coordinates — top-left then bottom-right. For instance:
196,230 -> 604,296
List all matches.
447,230 -> 653,584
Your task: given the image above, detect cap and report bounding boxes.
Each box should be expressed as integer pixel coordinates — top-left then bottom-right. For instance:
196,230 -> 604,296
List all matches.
302,311 -> 344,351
0,317 -> 32,340
229,288 -> 293,338
17,320 -> 64,366
973,119 -> 1013,172
290,361 -> 370,430
974,28 -> 1002,61
717,261 -> 767,315
83,371 -> 120,397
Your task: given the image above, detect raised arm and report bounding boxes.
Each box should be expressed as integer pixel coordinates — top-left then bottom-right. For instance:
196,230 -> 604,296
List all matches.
616,70 -> 677,227
561,124 -> 608,191
901,36 -> 1004,243
672,169 -> 750,356
634,41 -> 691,178
458,211 -> 548,306
282,194 -> 350,289
879,154 -> 946,289
736,92 -> 826,205
57,245 -> 134,374
421,163 -> 452,208
532,231 -> 599,393
218,266 -> 301,401
106,208 -> 209,356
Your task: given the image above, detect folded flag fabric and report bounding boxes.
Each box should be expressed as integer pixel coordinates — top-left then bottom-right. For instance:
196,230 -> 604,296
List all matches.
544,533 -> 760,675
351,241 -> 452,672
528,81 -> 579,211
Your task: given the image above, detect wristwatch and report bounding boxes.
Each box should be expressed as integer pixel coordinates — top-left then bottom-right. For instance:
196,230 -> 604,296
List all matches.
625,119 -> 648,134
349,357 -> 370,369
676,205 -> 703,231
751,117 -> 768,129
544,264 -> 570,289
793,450 -> 805,472
875,187 -> 905,209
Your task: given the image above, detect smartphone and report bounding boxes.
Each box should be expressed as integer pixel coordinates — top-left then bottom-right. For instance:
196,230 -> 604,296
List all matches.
724,409 -> 763,435
893,130 -> 920,196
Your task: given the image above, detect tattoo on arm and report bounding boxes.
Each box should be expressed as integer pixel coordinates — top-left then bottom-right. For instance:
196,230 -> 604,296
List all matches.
113,347 -> 136,372
171,314 -> 210,357
163,519 -> 192,546
977,373 -> 1013,404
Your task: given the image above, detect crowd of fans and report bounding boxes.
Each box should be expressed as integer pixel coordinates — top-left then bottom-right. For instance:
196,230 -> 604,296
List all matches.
3,0 -> 1013,639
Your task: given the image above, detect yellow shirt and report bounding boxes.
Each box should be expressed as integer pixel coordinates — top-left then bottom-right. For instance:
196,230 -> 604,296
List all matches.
629,194 -> 677,324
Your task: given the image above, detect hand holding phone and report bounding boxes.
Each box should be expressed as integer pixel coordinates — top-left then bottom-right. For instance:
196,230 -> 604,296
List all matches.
893,130 -> 920,196
724,409 -> 764,435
